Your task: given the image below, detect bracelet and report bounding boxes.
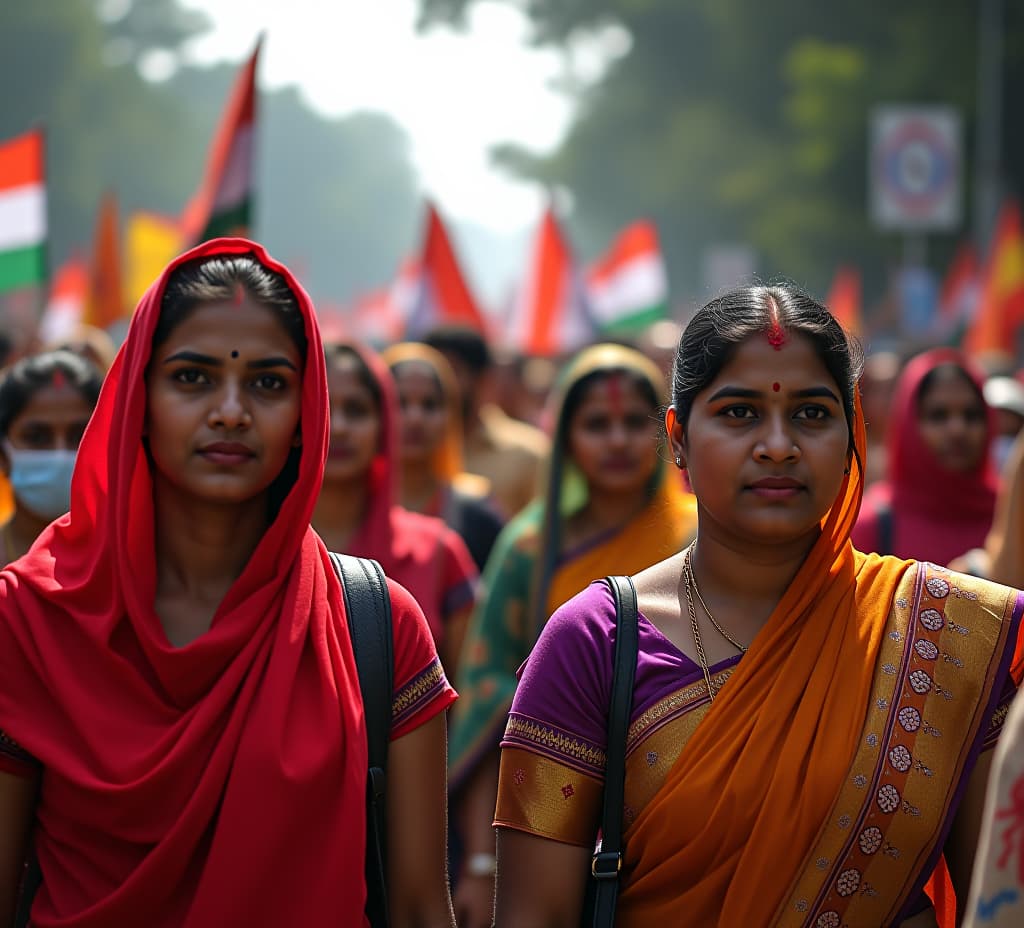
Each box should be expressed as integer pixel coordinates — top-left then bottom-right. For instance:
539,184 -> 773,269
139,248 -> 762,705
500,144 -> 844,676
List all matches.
465,852 -> 497,877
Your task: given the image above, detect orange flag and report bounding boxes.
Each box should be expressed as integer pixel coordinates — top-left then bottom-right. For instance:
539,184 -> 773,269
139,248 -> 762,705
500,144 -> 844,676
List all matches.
964,200 -> 1024,358
508,207 -> 595,357
826,266 -> 863,336
126,211 -> 182,307
82,191 -> 124,330
402,201 -> 488,338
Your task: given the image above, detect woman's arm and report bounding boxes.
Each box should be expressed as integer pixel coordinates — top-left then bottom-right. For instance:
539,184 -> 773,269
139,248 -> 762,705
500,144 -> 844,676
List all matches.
441,603 -> 472,682
452,750 -> 499,928
0,770 -> 37,928
387,711 -> 456,928
494,828 -> 591,928
944,748 -> 996,916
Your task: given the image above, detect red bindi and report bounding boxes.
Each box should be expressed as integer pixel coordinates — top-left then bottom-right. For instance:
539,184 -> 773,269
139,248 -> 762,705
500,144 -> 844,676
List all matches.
606,372 -> 624,417
231,283 -> 246,307
52,369 -> 67,389
772,382 -> 781,392
766,296 -> 786,350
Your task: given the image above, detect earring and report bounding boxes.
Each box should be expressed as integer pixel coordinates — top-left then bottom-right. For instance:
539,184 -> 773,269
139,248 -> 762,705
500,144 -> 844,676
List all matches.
675,456 -> 682,468
843,466 -> 850,475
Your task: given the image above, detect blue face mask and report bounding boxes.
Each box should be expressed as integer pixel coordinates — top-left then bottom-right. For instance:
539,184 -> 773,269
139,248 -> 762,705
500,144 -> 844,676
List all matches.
3,443 -> 77,520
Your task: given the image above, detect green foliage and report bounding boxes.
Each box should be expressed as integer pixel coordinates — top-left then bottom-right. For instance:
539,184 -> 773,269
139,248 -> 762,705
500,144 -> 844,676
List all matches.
421,0 -> 1024,302
1,0 -> 420,303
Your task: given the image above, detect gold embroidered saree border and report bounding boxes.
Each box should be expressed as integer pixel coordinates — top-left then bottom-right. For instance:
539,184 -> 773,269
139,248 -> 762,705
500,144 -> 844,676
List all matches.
776,565 -> 1018,928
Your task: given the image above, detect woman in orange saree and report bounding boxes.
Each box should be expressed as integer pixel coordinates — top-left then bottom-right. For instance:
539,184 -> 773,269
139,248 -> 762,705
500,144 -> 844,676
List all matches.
493,285 -> 1023,927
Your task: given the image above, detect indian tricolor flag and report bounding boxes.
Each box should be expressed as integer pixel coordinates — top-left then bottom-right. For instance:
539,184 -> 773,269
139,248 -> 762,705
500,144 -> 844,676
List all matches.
0,128 -> 46,294
181,40 -> 260,245
586,220 -> 668,333
508,208 -> 595,357
38,257 -> 88,345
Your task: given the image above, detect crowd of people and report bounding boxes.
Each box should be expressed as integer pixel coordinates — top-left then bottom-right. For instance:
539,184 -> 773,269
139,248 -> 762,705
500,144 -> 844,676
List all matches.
2,237 -> 1024,927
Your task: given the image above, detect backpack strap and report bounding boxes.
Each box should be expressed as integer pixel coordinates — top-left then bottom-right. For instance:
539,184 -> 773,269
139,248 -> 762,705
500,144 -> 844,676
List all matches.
586,574 -> 639,928
876,498 -> 893,556
329,552 -> 393,928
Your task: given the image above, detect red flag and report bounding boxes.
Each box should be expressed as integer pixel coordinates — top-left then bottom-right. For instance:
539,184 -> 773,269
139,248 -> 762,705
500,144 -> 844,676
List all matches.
82,191 -> 124,330
965,200 -> 1024,358
508,207 -> 594,357
403,201 -> 487,337
180,39 -> 260,245
826,266 -> 863,336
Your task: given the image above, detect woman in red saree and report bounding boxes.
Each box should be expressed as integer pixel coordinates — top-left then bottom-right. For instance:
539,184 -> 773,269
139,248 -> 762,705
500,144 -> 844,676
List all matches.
313,342 -> 478,679
493,285 -> 1022,927
853,347 -> 997,565
0,239 -> 456,928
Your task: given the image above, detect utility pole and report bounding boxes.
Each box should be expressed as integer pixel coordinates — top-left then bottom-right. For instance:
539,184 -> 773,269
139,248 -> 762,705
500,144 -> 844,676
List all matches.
973,0 -> 1004,253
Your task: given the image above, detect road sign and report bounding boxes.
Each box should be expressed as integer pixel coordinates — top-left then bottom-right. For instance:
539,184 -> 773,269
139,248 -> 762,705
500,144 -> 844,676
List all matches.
870,106 -> 962,231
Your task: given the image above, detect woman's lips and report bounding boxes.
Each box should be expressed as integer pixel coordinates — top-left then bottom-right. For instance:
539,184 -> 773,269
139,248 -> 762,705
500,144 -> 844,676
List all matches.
198,442 -> 255,466
748,477 -> 804,499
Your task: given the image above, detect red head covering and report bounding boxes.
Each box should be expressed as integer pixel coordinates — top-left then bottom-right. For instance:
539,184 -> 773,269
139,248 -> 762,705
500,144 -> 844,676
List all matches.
855,347 -> 997,564
330,342 -> 476,642
0,239 -> 369,926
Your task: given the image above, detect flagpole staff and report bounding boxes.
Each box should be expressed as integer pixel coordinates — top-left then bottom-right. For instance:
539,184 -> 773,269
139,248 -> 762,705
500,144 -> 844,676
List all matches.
973,0 -> 1004,254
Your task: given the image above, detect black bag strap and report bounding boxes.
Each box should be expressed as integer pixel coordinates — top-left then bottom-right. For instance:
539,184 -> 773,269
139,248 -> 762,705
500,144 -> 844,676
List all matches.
587,575 -> 639,928
329,552 -> 393,928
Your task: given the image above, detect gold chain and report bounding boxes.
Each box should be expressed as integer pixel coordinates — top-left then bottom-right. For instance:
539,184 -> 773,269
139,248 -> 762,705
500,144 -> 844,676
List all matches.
682,543 -> 748,703
682,545 -> 716,702
685,546 -> 748,655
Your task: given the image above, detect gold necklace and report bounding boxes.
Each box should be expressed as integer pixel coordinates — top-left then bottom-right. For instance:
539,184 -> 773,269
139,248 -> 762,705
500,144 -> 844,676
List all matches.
685,545 -> 748,655
681,546 -> 716,702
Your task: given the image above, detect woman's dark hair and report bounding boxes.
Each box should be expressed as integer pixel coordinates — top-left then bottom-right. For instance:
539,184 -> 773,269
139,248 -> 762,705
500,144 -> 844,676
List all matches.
0,349 -> 103,438
324,344 -> 383,412
671,284 -> 864,452
154,254 -> 308,359
916,362 -> 985,411
559,367 -> 661,444
389,358 -> 443,400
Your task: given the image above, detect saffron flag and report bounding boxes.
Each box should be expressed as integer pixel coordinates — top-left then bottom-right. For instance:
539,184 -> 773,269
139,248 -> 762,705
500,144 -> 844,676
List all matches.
126,211 -> 182,307
965,200 -> 1024,358
586,220 -> 668,333
83,191 -> 124,330
508,207 -> 595,357
826,266 -> 863,336
38,257 -> 88,345
0,128 -> 46,294
403,202 -> 488,338
181,39 -> 260,245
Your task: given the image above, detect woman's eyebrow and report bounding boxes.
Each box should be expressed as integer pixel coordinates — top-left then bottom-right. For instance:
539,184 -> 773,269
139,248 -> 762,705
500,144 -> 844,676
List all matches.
706,385 -> 840,403
161,351 -> 297,372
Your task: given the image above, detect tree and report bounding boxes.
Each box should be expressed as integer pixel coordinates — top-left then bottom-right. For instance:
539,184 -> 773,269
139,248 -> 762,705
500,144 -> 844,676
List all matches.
419,0 -> 1024,304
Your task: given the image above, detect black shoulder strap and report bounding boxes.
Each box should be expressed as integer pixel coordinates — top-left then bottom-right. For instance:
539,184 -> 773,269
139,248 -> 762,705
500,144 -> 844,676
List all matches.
587,575 -> 639,928
876,498 -> 893,556
329,552 -> 393,928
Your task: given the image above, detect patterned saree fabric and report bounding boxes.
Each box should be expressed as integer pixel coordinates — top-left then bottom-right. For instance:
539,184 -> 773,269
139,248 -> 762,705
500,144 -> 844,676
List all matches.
497,392 -> 1023,926
0,239 -> 372,926
449,344 -> 697,791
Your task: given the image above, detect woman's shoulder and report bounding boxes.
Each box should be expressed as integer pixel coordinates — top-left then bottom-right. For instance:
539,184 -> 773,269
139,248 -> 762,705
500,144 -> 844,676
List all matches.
531,582 -> 617,662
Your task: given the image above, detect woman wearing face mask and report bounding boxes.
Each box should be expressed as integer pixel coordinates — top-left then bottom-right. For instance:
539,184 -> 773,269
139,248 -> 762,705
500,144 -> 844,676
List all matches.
0,350 -> 102,562
852,348 -> 998,566
0,240 -> 457,928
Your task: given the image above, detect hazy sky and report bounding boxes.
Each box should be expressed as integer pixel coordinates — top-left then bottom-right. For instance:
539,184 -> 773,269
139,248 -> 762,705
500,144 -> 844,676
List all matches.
176,0 -> 576,235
